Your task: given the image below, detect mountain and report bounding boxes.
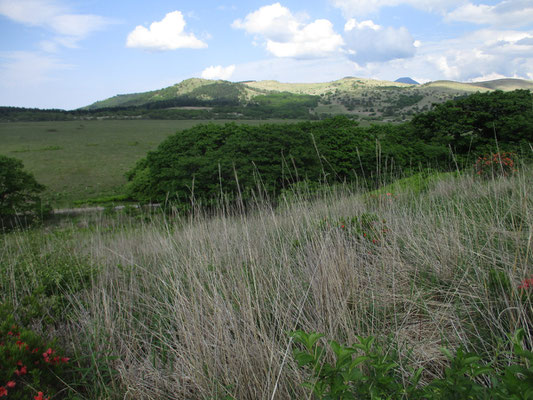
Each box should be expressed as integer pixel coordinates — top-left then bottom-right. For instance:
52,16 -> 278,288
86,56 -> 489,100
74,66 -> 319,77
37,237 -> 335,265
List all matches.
468,78 -> 533,91
80,76 -> 533,122
395,77 -> 419,85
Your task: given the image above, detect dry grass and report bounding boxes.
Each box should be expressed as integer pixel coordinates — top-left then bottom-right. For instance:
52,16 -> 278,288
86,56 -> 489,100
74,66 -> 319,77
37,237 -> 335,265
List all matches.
2,167 -> 532,399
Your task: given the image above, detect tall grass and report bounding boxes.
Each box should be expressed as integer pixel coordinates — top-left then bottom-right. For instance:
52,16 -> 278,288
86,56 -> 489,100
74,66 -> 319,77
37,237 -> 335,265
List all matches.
1,166 -> 532,399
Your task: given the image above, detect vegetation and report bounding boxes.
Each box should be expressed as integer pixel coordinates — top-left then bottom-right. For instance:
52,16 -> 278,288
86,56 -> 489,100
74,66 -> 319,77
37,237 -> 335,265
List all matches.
0,119 -> 301,206
127,90 -> 532,209
291,329 -> 533,399
1,163 -> 531,398
0,155 -> 48,229
0,87 -> 531,398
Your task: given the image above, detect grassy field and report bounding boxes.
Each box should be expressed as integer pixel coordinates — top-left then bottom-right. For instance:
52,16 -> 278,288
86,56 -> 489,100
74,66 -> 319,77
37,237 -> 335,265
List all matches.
1,166 -> 531,398
0,119 -> 300,207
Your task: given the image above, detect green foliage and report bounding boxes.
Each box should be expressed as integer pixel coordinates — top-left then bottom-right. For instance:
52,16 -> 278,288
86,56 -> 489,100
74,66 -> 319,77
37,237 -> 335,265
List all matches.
411,89 -> 533,156
0,312 -> 71,399
290,329 -> 533,399
290,330 -> 416,399
125,116 -> 448,206
0,155 -> 49,228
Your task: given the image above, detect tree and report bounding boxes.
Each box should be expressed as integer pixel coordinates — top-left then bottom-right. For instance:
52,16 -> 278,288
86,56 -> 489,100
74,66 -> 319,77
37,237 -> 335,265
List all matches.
0,155 -> 48,228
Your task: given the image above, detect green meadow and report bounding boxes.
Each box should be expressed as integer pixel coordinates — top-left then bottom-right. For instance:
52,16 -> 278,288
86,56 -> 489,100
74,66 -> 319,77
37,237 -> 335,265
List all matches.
0,119 -> 298,206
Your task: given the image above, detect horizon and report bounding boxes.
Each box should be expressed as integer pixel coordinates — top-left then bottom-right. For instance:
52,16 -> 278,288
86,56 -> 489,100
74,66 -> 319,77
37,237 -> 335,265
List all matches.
1,0 -> 532,110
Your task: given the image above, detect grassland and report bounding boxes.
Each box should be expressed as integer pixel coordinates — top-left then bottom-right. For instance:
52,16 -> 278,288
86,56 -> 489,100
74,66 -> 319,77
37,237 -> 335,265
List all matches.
1,165 -> 531,398
0,119 -> 300,207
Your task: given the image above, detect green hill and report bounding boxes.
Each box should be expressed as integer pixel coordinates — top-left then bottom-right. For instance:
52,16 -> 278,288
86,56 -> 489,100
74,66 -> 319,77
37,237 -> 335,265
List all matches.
82,76 -> 532,123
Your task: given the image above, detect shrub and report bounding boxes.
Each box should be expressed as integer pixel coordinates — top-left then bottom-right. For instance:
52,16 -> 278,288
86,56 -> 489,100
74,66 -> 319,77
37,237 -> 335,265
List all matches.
0,313 -> 70,399
474,152 -> 517,178
290,329 -> 533,399
0,155 -> 49,229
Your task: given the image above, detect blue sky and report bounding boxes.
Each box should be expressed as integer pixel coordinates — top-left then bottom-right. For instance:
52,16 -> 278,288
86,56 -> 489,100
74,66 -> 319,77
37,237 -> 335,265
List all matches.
0,0 -> 532,109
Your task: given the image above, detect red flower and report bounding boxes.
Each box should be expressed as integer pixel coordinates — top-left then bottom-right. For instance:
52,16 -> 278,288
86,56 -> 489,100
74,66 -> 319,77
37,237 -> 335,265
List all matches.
518,277 -> 533,289
6,382 -> 15,389
34,392 -> 50,400
61,357 -> 70,363
0,387 -> 7,397
14,365 -> 27,376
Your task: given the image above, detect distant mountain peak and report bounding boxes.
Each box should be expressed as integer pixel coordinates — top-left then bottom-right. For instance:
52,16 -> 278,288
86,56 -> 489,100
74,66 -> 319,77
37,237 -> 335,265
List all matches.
395,77 -> 419,85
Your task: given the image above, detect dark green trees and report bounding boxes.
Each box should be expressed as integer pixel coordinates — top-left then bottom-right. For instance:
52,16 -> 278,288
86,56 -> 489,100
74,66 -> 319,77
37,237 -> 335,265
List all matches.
411,90 -> 533,154
125,117 -> 433,205
0,155 -> 47,228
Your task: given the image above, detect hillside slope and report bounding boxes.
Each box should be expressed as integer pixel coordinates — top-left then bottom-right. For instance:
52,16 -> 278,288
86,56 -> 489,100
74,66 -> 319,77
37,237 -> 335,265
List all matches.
83,76 -> 533,122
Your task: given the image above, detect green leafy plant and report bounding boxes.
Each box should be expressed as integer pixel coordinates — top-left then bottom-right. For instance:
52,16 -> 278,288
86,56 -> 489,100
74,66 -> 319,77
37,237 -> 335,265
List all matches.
290,329 -> 533,399
0,315 -> 70,399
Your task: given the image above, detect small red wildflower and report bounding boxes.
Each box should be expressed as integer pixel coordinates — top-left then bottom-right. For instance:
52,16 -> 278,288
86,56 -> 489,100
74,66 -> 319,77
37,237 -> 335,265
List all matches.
518,277 -> 533,290
14,365 -> 27,376
61,357 -> 70,363
0,387 -> 7,397
6,382 -> 15,389
34,392 -> 50,400
340,224 -> 345,229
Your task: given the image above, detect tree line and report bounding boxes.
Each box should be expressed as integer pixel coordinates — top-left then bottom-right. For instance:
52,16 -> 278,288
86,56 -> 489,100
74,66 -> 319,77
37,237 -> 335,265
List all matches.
126,90 -> 532,206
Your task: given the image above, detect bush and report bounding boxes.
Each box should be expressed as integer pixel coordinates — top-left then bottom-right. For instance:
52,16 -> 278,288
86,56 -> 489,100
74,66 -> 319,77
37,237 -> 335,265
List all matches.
474,152 -> 517,178
290,329 -> 533,399
0,312 -> 71,399
0,155 -> 49,229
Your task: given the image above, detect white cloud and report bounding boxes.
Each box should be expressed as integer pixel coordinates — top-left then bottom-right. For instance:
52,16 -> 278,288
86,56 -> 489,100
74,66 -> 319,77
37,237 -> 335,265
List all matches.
330,0 -> 465,17
0,0 -> 112,47
343,18 -> 417,63
126,11 -> 207,51
0,51 -> 72,87
201,65 -> 236,80
446,1 -> 533,28
348,28 -> 533,83
230,57 -> 358,83
232,3 -> 344,59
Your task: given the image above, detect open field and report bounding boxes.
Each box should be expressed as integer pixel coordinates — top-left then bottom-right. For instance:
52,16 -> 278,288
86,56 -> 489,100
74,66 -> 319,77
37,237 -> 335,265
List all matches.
0,119 -> 300,206
1,166 -> 531,398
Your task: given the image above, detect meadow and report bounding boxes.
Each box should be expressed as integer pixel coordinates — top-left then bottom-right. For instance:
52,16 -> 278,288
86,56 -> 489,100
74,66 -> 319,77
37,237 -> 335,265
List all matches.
1,165 -> 531,399
0,119 -> 299,207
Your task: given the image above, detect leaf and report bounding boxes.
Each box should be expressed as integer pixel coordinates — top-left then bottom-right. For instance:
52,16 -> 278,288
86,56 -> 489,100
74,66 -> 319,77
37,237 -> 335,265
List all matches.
440,347 -> 453,360
472,367 -> 493,377
349,355 -> 371,370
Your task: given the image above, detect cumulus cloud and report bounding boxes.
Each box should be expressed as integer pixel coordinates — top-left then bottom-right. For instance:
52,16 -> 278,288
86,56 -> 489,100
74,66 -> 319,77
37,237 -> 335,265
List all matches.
329,0 -> 464,17
0,0 -> 112,47
126,11 -> 207,51
201,65 -> 236,80
230,57 -> 358,83
446,1 -> 533,28
343,18 -> 417,63
348,28 -> 533,83
232,3 -> 344,59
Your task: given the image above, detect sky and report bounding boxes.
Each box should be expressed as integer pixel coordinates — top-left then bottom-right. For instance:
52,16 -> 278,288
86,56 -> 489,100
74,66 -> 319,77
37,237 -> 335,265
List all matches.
0,0 -> 532,109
